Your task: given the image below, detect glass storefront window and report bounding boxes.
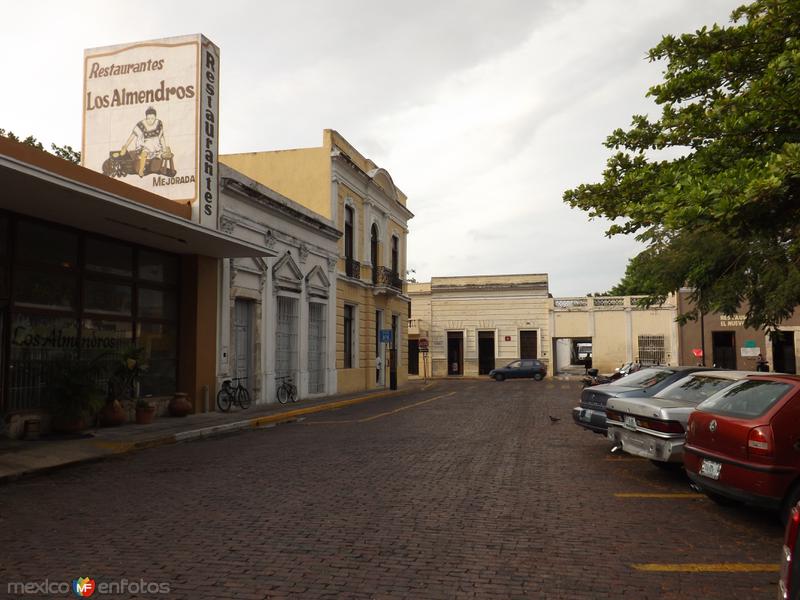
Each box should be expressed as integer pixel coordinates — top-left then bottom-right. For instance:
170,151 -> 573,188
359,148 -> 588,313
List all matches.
14,268 -> 77,310
138,288 -> 176,320
16,221 -> 78,267
84,280 -> 132,316
81,319 -> 133,358
86,238 -> 133,277
81,319 -> 134,394
138,250 -> 178,283
3,216 -> 182,409
8,314 -> 80,411
137,322 -> 177,396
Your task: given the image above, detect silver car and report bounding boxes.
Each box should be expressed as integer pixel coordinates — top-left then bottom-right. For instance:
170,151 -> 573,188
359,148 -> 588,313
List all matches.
605,371 -> 751,465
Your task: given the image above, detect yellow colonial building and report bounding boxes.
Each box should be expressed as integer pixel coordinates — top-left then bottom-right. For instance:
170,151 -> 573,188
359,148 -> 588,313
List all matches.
222,130 -> 413,394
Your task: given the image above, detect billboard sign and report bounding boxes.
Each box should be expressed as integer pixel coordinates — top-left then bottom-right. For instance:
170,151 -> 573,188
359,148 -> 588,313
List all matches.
82,34 -> 219,228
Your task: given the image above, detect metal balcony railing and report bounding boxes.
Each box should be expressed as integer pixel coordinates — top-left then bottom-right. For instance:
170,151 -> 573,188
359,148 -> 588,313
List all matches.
345,258 -> 361,279
374,266 -> 402,290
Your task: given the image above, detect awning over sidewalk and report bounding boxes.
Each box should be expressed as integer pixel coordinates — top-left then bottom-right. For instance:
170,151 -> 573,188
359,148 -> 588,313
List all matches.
0,138 -> 274,258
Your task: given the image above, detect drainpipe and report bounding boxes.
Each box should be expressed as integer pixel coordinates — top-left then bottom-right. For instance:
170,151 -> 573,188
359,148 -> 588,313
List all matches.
700,311 -> 706,367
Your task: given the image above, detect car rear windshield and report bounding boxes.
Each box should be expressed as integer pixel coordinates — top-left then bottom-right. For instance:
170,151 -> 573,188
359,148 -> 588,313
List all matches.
610,368 -> 674,388
697,380 -> 793,418
660,375 -> 740,404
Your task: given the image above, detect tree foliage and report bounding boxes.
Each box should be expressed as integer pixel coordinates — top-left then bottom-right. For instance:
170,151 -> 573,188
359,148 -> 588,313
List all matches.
0,128 -> 80,164
564,0 -> 800,329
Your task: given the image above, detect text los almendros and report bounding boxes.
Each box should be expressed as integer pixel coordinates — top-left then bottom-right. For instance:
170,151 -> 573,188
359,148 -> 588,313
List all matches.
86,59 -> 194,111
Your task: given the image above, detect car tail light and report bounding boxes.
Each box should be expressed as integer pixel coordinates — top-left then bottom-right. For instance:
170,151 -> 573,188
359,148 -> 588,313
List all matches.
605,409 -> 622,423
780,505 -> 800,598
637,418 -> 685,434
747,426 -> 774,458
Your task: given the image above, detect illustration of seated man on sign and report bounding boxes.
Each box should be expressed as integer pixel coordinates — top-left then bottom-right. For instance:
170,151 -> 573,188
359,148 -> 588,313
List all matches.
103,106 -> 176,179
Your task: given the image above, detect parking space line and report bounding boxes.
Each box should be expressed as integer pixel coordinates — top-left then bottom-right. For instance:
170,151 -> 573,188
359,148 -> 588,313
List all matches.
302,392 -> 456,425
631,563 -> 779,573
614,493 -> 702,499
358,392 -> 456,422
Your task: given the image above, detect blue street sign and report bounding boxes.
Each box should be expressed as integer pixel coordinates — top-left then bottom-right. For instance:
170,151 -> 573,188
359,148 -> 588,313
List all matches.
380,329 -> 393,344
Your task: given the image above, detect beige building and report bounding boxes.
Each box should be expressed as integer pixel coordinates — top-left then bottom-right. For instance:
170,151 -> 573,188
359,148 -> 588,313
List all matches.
408,275 -> 551,378
221,130 -> 413,394
550,295 -> 679,374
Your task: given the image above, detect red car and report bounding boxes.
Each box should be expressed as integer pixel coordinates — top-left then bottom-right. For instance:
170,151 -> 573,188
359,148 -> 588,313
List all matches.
780,501 -> 800,600
684,374 -> 800,523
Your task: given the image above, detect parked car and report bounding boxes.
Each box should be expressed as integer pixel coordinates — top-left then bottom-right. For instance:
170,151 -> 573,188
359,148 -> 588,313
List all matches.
684,374 -> 800,523
572,366 -> 711,434
605,371 -> 749,466
779,500 -> 800,600
489,359 -> 546,381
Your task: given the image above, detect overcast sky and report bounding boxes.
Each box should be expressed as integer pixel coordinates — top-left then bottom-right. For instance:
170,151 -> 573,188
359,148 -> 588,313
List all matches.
1,0 -> 743,296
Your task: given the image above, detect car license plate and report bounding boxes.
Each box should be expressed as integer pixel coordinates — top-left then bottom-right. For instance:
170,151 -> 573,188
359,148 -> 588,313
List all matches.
580,409 -> 591,423
699,459 -> 722,480
624,415 -> 637,431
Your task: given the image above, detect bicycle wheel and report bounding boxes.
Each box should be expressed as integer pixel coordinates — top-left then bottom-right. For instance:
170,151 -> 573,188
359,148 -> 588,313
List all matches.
216,387 -> 232,412
237,386 -> 251,409
277,385 -> 289,404
289,385 -> 298,403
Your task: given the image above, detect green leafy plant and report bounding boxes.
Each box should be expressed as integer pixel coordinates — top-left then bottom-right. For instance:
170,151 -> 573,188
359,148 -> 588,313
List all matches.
108,347 -> 149,402
135,398 -> 153,410
45,357 -> 106,422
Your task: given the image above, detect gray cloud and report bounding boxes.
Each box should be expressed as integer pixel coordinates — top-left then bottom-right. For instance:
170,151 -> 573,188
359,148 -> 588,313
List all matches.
1,0 -> 743,297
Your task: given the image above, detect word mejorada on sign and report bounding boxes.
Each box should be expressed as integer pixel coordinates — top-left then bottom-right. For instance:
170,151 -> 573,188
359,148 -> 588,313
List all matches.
82,34 -> 219,229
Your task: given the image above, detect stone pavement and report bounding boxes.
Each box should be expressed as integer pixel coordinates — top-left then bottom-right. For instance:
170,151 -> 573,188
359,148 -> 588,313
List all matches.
0,382 -> 422,484
0,378 -> 784,599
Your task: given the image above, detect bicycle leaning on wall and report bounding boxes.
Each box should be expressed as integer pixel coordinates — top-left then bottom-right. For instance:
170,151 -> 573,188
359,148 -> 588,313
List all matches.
276,376 -> 298,404
217,377 -> 251,412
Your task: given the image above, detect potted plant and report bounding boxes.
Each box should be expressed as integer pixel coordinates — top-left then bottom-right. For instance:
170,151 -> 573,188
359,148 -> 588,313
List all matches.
108,347 -> 150,424
45,357 -> 106,433
135,398 -> 156,425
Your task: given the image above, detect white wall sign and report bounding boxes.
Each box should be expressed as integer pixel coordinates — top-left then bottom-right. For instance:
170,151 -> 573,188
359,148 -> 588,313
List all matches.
82,34 -> 219,228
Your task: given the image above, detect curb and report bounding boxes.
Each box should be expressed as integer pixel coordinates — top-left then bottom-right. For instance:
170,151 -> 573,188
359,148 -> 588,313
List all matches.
0,387 -> 410,484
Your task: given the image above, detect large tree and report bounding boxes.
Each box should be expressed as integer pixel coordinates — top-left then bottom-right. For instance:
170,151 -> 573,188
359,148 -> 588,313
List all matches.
564,0 -> 800,329
0,129 -> 80,164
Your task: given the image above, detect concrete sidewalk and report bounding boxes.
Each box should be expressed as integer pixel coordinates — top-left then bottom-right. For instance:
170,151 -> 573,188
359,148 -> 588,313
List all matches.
0,381 -> 429,484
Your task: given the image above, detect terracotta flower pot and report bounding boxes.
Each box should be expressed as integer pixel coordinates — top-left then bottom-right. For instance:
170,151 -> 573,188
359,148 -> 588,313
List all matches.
135,405 -> 156,425
99,400 -> 126,427
168,392 -> 192,417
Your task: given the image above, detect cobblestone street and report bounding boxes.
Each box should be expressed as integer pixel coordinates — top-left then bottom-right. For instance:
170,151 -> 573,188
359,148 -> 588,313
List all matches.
0,379 -> 785,599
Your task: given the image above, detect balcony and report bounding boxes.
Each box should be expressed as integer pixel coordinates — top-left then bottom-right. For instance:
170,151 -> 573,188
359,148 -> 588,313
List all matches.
345,257 -> 361,279
408,319 -> 420,335
374,266 -> 402,291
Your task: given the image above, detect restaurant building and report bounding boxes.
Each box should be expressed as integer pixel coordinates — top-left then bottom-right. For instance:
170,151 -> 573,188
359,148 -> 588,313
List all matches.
676,290 -> 800,373
0,137 -> 271,437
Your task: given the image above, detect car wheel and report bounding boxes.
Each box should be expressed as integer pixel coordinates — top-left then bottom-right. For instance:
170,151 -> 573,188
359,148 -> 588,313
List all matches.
494,373 -> 505,381
780,481 -> 800,525
533,373 -> 544,381
705,490 -> 740,507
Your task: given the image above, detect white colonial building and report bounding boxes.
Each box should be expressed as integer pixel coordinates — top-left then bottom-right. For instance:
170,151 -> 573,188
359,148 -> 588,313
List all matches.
218,164 -> 341,404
